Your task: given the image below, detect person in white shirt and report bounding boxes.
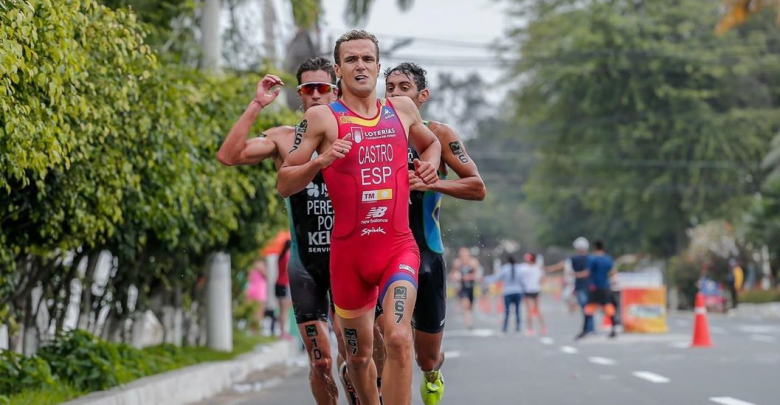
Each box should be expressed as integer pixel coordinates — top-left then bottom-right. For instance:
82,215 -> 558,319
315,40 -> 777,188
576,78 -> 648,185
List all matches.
519,253 -> 547,335
484,255 -> 524,332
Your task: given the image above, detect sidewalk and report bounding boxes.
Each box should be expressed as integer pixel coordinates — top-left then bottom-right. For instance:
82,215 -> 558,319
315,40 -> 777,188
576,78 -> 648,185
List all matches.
61,340 -> 296,405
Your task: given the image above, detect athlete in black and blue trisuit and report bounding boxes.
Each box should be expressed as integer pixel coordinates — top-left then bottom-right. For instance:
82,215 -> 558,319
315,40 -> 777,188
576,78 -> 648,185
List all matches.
384,62 -> 487,405
218,57 -> 352,405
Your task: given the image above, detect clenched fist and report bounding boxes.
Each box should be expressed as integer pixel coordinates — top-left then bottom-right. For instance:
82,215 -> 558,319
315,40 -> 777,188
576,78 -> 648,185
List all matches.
316,133 -> 353,169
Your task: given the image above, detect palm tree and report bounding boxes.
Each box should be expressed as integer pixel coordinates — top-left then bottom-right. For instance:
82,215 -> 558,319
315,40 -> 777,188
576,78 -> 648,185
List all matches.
716,0 -> 780,34
282,0 -> 415,109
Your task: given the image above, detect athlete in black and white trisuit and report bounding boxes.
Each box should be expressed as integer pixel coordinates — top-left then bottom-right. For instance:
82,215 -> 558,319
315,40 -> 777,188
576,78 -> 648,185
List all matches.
217,57 -> 349,405
452,247 -> 481,330
384,62 -> 486,405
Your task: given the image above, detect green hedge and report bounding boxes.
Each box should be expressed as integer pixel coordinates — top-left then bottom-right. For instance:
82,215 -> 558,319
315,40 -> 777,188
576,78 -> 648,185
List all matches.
0,330 -> 274,404
739,289 -> 780,304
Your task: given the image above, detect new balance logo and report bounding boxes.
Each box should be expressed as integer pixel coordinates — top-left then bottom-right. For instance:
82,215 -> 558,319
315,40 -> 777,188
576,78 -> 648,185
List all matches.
365,207 -> 388,220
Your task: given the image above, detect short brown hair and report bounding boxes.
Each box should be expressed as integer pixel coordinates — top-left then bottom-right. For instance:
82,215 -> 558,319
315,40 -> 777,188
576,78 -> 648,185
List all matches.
333,30 -> 379,65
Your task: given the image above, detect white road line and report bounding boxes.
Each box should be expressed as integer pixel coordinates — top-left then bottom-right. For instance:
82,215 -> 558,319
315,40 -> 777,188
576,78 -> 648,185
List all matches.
588,356 -> 616,366
443,350 -> 462,359
670,341 -> 690,349
711,326 -> 728,335
540,337 -> 554,345
560,345 -> 578,354
710,397 -> 758,405
632,371 -> 670,384
750,334 -> 777,343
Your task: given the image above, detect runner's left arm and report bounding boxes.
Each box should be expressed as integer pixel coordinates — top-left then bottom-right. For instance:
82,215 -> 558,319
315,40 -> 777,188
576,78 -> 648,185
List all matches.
422,123 -> 486,200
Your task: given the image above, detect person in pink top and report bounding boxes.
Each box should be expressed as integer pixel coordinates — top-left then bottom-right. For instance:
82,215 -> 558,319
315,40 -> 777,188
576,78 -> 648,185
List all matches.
246,259 -> 268,334
275,239 -> 293,340
278,30 -> 441,405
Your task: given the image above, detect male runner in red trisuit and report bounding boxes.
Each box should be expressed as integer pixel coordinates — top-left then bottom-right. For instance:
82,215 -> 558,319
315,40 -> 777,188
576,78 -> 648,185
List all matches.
384,62 -> 486,405
218,57 -> 359,405
278,30 -> 441,405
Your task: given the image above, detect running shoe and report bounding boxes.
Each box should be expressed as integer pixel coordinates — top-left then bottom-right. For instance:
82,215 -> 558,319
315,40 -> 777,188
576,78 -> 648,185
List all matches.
339,363 -> 361,405
420,370 -> 445,405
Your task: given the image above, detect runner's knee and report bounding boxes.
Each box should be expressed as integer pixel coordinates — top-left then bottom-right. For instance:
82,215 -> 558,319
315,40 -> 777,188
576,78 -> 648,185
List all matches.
383,326 -> 412,356
310,355 -> 333,377
416,349 -> 439,372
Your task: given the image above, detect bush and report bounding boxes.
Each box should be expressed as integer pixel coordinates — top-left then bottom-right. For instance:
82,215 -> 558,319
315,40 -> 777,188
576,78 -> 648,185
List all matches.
739,289 -> 780,304
37,330 -> 125,392
0,351 -> 56,395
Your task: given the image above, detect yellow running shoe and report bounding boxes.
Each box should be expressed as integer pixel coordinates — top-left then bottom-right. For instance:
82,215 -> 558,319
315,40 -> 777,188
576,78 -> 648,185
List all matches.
420,371 -> 445,405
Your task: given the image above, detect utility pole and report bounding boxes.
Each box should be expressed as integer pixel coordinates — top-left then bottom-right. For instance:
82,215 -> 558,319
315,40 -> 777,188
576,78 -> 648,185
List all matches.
201,0 -> 232,352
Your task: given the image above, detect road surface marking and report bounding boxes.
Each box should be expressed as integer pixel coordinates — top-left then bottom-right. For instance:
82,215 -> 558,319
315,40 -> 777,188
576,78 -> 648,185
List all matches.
670,341 -> 690,349
540,337 -> 554,345
674,320 -> 689,327
444,350 -> 462,359
710,397 -> 757,405
560,345 -> 578,354
739,325 -> 779,334
750,334 -> 776,343
588,356 -> 616,365
632,371 -> 670,383
711,326 -> 728,335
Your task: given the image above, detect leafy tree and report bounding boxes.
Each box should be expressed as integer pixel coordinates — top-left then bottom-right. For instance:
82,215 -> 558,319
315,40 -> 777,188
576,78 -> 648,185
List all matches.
504,0 -> 780,256
716,0 -> 780,34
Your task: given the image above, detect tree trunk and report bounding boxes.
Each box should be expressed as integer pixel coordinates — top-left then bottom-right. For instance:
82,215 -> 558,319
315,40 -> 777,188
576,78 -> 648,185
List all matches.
283,29 -> 318,110
201,0 -> 222,73
262,0 -> 278,65
77,251 -> 100,331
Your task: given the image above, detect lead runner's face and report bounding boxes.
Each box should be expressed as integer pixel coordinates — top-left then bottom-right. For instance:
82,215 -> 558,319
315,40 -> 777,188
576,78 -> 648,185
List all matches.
337,39 -> 380,96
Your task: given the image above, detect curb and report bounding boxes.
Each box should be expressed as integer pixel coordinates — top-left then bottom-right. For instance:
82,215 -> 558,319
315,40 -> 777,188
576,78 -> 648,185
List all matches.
61,340 -> 296,405
729,302 -> 780,320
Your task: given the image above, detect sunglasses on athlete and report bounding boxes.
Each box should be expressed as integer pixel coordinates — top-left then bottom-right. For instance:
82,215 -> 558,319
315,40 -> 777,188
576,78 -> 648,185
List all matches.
297,82 -> 337,95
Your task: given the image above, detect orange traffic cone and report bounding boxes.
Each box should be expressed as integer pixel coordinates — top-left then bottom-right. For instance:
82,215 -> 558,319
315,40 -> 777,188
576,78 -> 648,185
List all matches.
602,314 -> 613,328
691,292 -> 713,348
495,297 -> 505,314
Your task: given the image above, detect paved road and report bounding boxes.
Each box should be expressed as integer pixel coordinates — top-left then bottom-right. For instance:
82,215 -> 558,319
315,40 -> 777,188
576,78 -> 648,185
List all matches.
193,297 -> 779,405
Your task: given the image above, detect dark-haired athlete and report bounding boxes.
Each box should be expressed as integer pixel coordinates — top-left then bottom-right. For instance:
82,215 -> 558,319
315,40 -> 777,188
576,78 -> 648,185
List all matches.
218,57 -> 352,405
278,30 -> 441,405
384,62 -> 486,405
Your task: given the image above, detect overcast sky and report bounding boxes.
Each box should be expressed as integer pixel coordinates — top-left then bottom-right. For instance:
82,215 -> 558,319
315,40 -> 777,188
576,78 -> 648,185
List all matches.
231,0 -> 515,102
320,0 -> 512,99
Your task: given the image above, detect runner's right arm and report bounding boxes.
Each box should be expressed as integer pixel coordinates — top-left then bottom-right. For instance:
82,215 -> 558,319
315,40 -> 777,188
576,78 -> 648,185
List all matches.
217,74 -> 283,166
277,106 -> 351,197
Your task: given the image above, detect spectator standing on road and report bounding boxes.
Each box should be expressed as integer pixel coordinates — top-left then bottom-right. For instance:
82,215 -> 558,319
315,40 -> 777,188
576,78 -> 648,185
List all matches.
728,259 -> 744,309
546,237 -> 593,335
577,240 -> 618,340
484,255 -> 524,333
519,253 -> 546,335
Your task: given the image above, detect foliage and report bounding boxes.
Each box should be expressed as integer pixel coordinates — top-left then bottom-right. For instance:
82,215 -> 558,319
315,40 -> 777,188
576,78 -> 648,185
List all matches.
0,330 -> 273,405
0,0 -> 292,356
739,288 -> 780,303
0,350 -> 56,395
716,0 -> 780,34
504,0 -> 780,256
